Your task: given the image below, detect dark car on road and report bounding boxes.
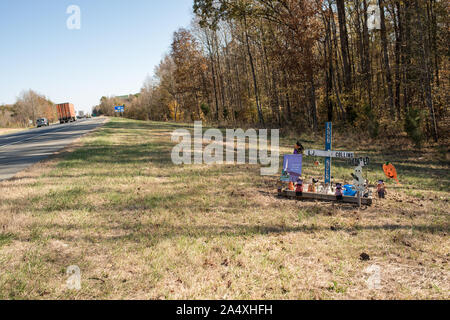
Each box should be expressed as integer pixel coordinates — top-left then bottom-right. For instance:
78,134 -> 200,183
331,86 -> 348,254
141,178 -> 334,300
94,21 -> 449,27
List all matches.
36,118 -> 49,128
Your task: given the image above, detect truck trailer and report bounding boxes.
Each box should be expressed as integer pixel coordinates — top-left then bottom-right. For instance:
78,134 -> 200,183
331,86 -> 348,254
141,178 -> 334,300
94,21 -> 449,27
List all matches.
56,103 -> 76,124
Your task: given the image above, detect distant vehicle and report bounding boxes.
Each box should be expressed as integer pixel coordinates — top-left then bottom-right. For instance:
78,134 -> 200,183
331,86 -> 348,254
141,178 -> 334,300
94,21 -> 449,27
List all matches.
36,118 -> 49,128
56,103 -> 77,124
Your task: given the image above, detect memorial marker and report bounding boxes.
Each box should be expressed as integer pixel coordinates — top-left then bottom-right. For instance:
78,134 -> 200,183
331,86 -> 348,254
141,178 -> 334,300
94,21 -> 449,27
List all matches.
304,122 -> 356,184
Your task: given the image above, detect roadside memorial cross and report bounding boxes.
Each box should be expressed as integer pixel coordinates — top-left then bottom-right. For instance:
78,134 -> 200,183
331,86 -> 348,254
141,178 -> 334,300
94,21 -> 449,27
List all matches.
279,122 -> 373,206
305,122 -> 356,185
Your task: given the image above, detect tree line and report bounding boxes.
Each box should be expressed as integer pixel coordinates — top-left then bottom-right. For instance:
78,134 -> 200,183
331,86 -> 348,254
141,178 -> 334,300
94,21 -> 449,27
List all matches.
0,90 -> 57,127
96,0 -> 448,145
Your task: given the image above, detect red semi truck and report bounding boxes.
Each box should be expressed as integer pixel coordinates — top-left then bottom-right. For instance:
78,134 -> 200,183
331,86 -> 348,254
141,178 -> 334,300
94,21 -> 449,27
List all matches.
56,103 -> 77,124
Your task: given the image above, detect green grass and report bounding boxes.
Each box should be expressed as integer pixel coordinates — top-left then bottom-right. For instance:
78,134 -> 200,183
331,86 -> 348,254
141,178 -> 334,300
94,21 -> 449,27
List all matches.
0,118 -> 448,300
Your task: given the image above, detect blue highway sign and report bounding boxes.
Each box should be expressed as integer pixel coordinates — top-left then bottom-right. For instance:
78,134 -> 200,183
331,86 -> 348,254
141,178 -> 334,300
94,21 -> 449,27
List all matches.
115,106 -> 125,113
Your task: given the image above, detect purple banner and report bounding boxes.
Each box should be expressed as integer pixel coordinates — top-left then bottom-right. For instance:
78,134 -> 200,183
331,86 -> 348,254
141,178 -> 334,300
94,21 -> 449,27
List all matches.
283,155 -> 303,182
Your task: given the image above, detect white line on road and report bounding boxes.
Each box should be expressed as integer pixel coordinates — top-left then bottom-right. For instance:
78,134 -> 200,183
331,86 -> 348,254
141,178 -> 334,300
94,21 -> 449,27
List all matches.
0,120 -> 97,150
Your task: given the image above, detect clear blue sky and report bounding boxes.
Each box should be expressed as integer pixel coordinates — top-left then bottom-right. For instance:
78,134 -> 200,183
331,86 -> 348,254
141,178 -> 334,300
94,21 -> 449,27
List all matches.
0,0 -> 194,113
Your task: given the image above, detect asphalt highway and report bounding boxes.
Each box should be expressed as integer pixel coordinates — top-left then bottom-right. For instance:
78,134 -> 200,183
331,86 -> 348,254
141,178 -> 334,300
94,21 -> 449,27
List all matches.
0,118 -> 107,181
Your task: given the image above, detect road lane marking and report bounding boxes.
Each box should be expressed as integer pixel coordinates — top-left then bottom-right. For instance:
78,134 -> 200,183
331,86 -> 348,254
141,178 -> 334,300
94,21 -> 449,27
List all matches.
0,125 -> 72,149
0,119 -> 101,150
0,118 -> 106,181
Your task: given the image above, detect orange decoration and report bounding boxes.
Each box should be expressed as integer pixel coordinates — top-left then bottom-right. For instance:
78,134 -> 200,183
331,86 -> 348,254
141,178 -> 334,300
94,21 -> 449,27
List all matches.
383,162 -> 400,184
288,181 -> 295,191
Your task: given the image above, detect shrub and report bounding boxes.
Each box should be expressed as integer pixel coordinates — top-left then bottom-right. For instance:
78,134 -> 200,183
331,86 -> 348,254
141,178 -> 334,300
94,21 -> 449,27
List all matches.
405,107 -> 424,148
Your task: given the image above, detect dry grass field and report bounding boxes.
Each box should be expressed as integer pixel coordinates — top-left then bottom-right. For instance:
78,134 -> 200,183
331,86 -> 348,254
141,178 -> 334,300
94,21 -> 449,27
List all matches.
0,118 -> 448,299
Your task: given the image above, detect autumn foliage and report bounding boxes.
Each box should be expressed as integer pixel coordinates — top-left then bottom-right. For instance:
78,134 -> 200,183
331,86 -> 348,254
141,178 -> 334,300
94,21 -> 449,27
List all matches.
96,0 -> 449,144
